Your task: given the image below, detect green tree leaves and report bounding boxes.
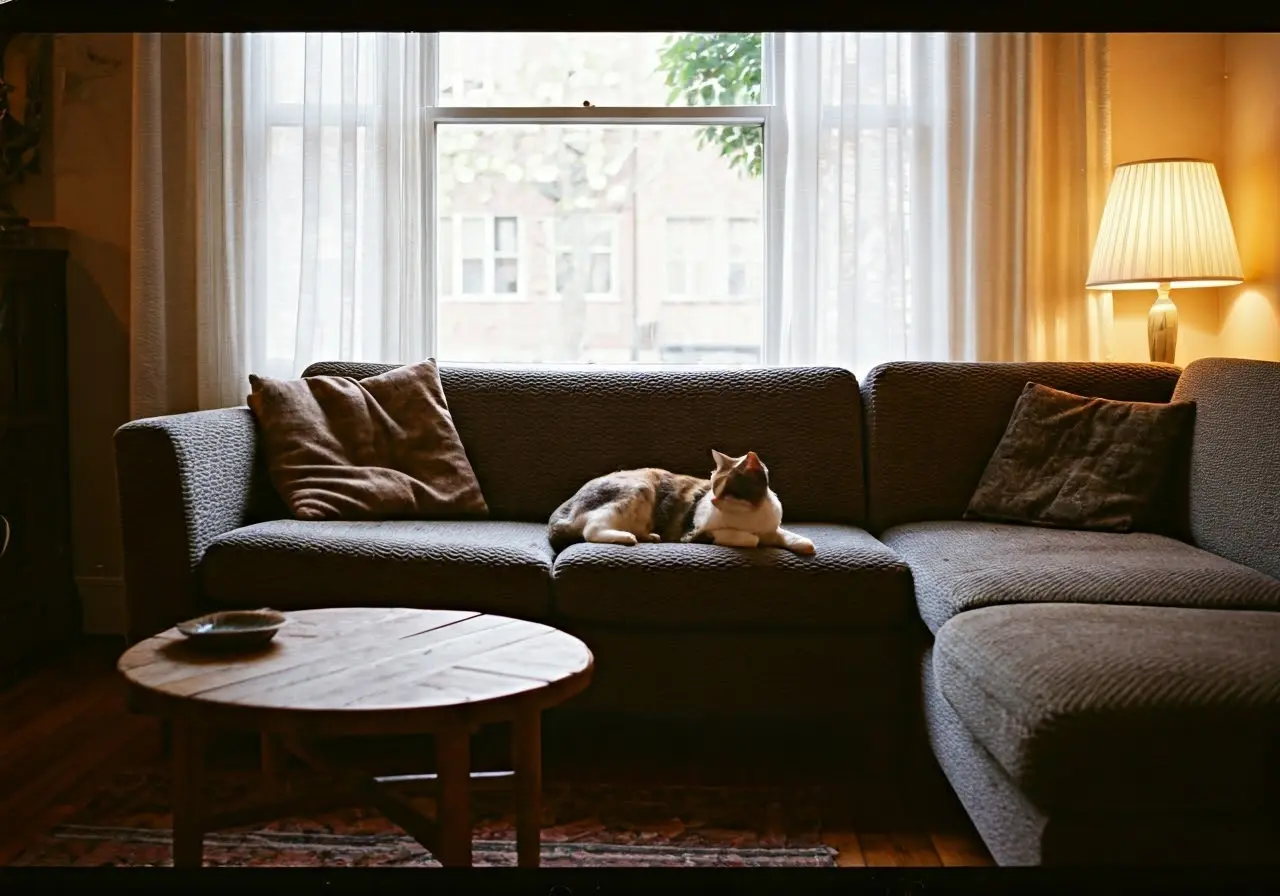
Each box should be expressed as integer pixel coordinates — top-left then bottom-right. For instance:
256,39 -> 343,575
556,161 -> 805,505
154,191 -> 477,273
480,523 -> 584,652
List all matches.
655,32 -> 764,179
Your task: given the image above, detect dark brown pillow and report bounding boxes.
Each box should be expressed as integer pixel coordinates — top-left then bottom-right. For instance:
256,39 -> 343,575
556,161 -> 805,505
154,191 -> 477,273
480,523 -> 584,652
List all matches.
964,382 -> 1195,533
247,359 -> 488,521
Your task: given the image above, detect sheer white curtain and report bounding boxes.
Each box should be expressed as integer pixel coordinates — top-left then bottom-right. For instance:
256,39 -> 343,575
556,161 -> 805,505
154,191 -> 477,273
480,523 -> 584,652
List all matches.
130,32 -> 430,417
250,33 -> 432,380
778,32 -> 1112,376
132,31 -> 1113,414
131,32 -> 253,416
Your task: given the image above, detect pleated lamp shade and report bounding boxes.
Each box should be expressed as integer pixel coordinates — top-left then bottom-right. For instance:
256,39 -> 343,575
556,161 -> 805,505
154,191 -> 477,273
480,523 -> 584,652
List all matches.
1086,158 -> 1244,291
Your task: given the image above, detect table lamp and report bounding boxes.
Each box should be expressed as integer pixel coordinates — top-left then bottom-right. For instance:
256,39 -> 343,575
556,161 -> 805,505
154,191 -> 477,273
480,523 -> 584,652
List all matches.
1086,158 -> 1243,364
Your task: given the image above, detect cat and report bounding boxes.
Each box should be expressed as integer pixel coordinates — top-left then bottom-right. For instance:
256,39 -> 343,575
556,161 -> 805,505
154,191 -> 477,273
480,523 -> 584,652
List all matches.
547,450 -> 817,555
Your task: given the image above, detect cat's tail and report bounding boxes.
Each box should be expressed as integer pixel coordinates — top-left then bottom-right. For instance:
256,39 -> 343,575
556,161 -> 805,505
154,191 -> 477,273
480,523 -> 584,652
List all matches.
548,518 -> 582,552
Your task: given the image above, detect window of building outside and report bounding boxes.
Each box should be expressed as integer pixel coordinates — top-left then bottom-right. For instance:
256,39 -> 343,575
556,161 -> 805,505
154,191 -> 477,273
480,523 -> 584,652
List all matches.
438,215 -> 522,298
552,214 -> 618,300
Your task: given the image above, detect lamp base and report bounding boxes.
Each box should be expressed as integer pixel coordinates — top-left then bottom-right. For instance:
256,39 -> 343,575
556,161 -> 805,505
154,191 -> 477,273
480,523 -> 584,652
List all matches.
1148,283 -> 1178,365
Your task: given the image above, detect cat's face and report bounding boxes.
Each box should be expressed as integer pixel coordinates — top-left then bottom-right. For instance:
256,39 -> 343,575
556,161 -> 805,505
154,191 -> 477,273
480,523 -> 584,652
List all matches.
709,449 -> 771,511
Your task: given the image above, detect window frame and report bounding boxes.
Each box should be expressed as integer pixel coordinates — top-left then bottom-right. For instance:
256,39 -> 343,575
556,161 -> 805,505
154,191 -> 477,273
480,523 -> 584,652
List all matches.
426,32 -> 780,362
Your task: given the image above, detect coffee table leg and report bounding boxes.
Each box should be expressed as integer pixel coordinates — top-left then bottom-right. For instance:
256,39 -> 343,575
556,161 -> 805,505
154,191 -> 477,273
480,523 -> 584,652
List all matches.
261,731 -> 285,799
435,727 -> 472,868
513,707 -> 542,869
170,720 -> 206,868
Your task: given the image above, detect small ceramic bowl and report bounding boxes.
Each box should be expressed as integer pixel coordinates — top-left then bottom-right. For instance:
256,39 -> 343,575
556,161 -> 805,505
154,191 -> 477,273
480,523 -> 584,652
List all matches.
176,609 -> 289,652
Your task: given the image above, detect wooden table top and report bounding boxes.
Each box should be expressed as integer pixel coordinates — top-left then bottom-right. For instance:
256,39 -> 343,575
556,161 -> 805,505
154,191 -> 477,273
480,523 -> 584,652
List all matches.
117,608 -> 594,735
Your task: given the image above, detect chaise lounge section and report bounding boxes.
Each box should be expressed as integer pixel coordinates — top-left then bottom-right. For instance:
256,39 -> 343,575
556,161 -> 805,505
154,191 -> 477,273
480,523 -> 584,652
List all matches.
861,358 -> 1280,865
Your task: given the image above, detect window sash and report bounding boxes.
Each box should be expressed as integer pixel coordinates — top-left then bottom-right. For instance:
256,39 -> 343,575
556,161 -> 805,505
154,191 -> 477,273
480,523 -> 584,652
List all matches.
261,103 -> 913,128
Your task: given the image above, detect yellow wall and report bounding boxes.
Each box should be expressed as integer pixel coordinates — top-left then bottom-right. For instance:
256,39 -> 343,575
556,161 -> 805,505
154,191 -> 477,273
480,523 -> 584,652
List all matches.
1219,34 -> 1280,361
1108,33 -> 1227,365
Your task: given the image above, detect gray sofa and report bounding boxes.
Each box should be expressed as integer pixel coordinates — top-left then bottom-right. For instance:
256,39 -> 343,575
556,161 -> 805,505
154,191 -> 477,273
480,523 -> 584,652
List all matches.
113,356 -> 1280,866
861,357 -> 1280,865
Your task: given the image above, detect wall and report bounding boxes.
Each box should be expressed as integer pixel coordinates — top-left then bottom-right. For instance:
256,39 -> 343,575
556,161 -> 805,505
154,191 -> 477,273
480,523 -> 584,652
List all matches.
25,35 -> 134,633
1107,33 -> 1227,365
1219,34 -> 1280,362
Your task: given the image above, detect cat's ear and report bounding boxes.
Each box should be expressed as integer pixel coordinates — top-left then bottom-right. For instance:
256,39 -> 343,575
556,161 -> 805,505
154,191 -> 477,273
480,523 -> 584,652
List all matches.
711,449 -> 733,471
744,451 -> 763,472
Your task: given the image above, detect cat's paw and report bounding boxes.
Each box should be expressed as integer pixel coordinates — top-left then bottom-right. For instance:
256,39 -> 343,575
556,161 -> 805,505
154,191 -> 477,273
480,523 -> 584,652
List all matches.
789,537 -> 817,556
586,529 -> 639,546
644,533 -> 662,543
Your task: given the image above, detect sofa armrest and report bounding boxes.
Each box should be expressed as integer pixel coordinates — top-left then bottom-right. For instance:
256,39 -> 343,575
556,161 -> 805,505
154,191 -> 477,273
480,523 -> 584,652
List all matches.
114,407 -> 264,643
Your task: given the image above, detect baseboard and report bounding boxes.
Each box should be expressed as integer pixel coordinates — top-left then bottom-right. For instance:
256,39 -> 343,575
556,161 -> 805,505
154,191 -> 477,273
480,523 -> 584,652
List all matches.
76,575 -> 128,636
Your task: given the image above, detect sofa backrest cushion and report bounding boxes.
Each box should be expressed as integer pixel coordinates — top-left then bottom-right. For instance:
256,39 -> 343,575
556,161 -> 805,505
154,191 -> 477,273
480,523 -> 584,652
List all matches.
860,361 -> 1182,533
1171,357 -> 1280,580
300,362 -> 867,525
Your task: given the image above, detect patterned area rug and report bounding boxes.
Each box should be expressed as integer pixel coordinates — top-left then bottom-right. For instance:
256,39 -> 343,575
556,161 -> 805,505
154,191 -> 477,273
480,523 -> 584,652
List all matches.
12,768 -> 839,868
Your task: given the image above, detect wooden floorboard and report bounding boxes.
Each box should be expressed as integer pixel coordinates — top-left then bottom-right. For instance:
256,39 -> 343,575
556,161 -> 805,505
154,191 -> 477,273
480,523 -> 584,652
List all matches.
0,638 -> 993,867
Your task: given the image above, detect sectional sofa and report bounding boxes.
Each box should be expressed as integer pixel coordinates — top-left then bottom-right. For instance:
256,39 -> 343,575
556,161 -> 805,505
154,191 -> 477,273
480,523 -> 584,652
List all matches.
114,357 -> 1280,865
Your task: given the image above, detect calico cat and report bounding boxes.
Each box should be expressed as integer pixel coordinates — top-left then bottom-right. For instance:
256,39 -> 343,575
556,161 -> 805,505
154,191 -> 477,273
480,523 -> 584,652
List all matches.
547,450 -> 817,555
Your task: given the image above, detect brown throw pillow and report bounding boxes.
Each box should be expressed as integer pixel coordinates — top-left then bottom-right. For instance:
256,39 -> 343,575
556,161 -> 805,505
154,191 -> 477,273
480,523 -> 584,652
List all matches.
964,382 -> 1195,533
247,360 -> 488,521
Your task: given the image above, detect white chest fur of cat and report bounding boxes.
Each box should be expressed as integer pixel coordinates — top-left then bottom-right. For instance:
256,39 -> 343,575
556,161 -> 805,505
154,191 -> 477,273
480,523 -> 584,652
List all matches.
545,449 -> 816,556
690,483 -> 786,548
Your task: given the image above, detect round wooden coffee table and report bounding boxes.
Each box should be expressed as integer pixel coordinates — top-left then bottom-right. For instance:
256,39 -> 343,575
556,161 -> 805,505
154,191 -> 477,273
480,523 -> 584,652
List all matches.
117,607 -> 594,869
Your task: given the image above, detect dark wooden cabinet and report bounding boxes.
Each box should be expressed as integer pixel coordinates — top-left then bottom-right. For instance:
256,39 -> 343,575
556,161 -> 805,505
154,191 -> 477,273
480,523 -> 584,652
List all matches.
0,227 -> 79,683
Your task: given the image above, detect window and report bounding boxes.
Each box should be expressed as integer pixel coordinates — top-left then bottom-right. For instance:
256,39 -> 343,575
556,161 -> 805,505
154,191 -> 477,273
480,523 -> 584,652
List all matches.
438,215 -> 522,298
434,32 -> 771,364
257,32 -> 774,367
553,215 -> 618,299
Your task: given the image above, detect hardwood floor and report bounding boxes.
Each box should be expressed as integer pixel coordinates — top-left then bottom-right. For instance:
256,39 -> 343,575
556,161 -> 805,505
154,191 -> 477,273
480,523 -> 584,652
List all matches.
0,637 -> 993,867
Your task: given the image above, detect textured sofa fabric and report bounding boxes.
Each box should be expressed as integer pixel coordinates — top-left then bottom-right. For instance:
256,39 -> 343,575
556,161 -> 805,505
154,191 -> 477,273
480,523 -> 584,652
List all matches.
201,520 -> 554,618
881,520 -> 1280,634
114,408 -> 271,642
566,625 -> 908,720
859,361 -> 1181,533
920,645 -> 1280,866
302,362 -> 867,525
1172,357 -> 1280,580
552,523 -> 911,629
862,358 -> 1280,866
114,362 -> 896,726
934,602 -> 1280,815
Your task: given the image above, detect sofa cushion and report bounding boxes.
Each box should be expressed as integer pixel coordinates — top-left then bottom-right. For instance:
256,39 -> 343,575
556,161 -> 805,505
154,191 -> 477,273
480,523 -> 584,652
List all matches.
551,523 -> 911,629
934,602 -> 1280,814
301,361 -> 867,526
201,520 -> 553,619
881,520 -> 1280,634
964,382 -> 1195,533
246,359 -> 488,522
